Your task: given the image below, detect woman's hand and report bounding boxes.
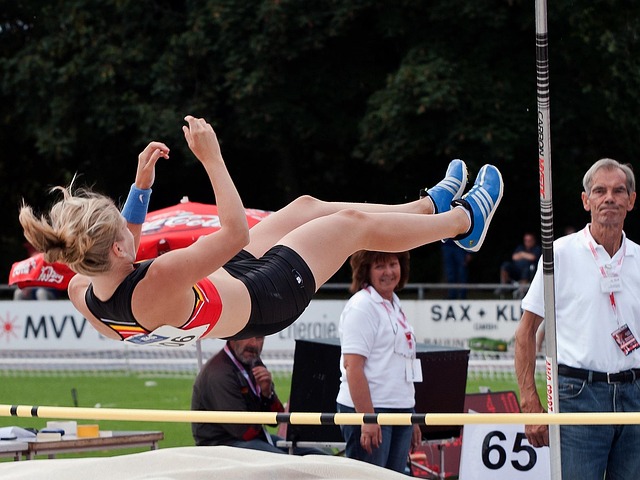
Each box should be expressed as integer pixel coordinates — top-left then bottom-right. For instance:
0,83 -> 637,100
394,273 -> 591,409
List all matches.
135,141 -> 169,189
411,424 -> 422,449
360,423 -> 382,454
182,116 -> 222,166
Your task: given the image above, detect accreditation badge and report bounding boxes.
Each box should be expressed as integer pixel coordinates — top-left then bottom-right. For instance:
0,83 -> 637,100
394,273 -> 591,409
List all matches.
611,324 -> 640,356
406,358 -> 423,382
600,276 -> 622,293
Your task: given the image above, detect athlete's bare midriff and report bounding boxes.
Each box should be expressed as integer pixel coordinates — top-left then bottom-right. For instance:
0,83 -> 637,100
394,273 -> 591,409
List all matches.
203,268 -> 251,338
127,267 -> 251,339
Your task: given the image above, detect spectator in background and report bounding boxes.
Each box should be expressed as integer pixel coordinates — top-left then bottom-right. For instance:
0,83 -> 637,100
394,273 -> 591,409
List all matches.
337,250 -> 422,474
441,238 -> 472,299
499,232 -> 542,296
191,336 -> 323,455
13,287 -> 57,300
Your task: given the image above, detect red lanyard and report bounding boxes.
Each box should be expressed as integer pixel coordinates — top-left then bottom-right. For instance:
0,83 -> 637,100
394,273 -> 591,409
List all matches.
366,286 -> 414,350
584,227 -> 625,324
224,344 -> 261,397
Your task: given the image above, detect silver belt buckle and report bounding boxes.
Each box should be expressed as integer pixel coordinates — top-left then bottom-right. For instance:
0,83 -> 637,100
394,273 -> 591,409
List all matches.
607,372 -> 620,384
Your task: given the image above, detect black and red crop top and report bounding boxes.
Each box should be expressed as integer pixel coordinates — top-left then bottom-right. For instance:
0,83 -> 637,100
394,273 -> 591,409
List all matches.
84,260 -> 222,341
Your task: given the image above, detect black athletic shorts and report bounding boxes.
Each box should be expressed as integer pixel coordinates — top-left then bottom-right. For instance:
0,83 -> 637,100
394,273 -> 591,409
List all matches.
221,245 -> 316,340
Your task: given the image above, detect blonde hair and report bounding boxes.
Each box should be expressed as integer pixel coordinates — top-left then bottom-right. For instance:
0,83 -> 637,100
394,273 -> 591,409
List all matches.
19,184 -> 123,276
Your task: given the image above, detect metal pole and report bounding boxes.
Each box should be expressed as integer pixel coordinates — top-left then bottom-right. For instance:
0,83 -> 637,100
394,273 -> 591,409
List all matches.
196,339 -> 203,371
535,0 -> 562,477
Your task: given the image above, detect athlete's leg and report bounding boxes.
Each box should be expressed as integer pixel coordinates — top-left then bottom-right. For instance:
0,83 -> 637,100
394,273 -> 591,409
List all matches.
278,164 -> 502,288
244,159 -> 468,258
278,207 -> 469,288
244,195 -> 432,258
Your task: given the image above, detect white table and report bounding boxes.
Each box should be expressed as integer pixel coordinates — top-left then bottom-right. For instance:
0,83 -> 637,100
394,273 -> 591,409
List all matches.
0,440 -> 28,461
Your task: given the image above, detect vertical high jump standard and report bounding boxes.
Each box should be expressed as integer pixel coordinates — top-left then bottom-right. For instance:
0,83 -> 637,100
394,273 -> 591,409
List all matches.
535,0 -> 562,478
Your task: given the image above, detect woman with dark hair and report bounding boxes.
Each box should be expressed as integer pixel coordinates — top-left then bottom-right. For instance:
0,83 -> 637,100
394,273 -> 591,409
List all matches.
336,250 -> 422,473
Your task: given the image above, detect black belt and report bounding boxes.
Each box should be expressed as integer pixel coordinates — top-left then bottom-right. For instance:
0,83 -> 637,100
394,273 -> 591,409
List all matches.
558,364 -> 640,384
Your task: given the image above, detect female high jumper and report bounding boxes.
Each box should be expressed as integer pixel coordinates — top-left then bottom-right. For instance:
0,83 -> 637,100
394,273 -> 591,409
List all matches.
19,116 -> 503,345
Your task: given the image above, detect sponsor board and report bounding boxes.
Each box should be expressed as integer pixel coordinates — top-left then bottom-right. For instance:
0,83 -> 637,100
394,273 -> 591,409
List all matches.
0,299 -> 522,353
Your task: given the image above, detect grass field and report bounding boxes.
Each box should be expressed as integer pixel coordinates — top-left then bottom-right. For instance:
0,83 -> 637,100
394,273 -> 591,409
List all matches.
0,372 -> 541,460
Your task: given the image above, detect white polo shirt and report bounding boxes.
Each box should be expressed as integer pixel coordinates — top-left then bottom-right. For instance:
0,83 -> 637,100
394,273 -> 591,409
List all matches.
522,225 -> 640,372
337,287 -> 416,409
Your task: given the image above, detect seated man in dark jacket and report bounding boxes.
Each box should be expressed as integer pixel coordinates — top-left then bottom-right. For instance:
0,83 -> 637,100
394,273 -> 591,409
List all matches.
191,336 -> 323,455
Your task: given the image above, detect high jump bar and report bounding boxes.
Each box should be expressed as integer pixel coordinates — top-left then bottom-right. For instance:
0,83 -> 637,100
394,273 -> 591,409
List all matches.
2,404 -> 640,426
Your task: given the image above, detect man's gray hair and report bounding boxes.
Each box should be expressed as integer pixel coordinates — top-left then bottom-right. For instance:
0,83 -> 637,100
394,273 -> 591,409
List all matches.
582,158 -> 635,194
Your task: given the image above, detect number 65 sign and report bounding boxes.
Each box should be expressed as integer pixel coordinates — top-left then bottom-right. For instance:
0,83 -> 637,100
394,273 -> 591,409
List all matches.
459,422 -> 550,479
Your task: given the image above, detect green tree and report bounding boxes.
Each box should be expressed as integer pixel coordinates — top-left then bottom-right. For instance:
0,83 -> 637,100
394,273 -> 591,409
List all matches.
0,0 -> 193,277
1,0 -> 639,286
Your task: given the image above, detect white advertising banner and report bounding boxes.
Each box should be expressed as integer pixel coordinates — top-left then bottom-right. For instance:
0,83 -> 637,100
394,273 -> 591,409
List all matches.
267,298 -> 522,352
0,300 -> 113,350
0,299 -> 522,353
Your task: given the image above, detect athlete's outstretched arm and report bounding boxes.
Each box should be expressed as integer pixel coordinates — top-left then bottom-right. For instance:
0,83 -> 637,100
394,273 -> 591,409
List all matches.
126,141 -> 169,250
151,116 -> 250,287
